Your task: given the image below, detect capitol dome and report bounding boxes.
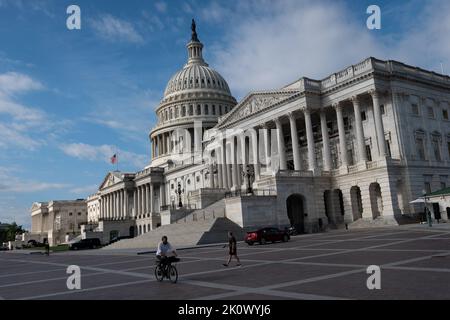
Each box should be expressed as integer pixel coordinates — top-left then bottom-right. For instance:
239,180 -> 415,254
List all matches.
163,64 -> 232,99
160,19 -> 234,103
150,20 -> 237,166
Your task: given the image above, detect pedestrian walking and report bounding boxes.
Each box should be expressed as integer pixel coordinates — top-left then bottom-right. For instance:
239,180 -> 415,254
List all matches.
223,231 -> 241,267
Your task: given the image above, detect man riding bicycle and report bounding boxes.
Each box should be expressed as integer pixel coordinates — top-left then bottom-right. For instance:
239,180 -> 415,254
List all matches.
156,236 -> 179,267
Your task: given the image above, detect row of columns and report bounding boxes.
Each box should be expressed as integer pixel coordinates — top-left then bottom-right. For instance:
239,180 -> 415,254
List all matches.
208,90 -> 387,191
275,90 -> 387,172
151,132 -> 174,159
100,183 -> 168,221
134,183 -> 154,218
100,189 -> 129,221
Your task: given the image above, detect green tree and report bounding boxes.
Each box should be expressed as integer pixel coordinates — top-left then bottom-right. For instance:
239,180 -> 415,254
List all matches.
1,222 -> 26,242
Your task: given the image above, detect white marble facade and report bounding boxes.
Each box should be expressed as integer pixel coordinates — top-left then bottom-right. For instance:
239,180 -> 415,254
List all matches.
82,24 -> 450,239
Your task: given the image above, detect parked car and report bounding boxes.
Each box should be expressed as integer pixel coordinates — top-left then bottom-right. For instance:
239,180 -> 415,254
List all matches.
245,227 -> 290,245
69,238 -> 101,250
27,240 -> 45,247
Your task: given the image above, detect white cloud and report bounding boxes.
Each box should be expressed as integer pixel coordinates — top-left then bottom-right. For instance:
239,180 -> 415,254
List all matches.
91,14 -> 144,44
205,0 -> 450,99
0,72 -> 50,150
70,184 -> 99,195
182,3 -> 194,14
155,2 -> 167,13
207,1 -> 382,98
60,143 -> 148,169
0,72 -> 43,96
0,167 -> 69,193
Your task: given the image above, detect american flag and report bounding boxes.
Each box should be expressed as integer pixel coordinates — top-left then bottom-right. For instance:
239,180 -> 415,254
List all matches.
110,154 -> 117,164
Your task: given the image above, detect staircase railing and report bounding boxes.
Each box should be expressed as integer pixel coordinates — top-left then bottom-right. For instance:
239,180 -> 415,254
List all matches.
225,189 -> 276,198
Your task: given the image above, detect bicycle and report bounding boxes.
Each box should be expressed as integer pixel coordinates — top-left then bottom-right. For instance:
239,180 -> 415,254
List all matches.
154,258 -> 179,283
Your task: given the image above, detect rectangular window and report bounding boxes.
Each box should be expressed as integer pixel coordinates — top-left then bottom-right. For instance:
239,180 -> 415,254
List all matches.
441,182 -> 447,189
448,141 -> 450,158
343,117 -> 350,131
432,139 -> 441,161
361,111 -> 367,121
416,137 -> 426,160
386,140 -> 392,158
366,145 -> 372,162
424,182 -> 432,194
443,109 -> 449,120
380,105 -> 385,115
427,106 -> 435,118
411,103 -> 419,115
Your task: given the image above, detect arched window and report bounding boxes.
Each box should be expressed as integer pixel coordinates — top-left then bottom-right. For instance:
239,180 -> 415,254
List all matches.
197,105 -> 201,115
205,105 -> 209,115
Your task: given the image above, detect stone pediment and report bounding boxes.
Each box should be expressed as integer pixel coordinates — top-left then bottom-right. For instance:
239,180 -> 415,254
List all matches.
219,91 -> 297,127
31,202 -> 45,212
99,172 -> 124,190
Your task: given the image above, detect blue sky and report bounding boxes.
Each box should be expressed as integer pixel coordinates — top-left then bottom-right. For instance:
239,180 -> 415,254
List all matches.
0,0 -> 449,228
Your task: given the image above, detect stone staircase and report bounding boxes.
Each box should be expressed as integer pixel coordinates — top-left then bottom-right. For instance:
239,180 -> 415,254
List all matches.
103,199 -> 245,250
348,215 -> 420,229
175,199 -> 227,223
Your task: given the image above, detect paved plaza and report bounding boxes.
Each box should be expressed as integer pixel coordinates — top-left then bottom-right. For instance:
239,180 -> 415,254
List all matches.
1,225 -> 450,300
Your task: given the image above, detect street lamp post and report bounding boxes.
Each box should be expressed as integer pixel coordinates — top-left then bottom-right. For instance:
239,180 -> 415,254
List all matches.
422,189 -> 432,227
242,165 -> 255,194
177,183 -> 184,208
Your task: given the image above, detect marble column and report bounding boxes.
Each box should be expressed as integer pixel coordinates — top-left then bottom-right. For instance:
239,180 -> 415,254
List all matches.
241,136 -> 248,190
160,184 -> 165,208
288,112 -> 301,170
261,125 -> 271,172
106,193 -> 112,220
320,111 -> 332,171
144,184 -> 149,215
352,96 -> 367,162
217,148 -> 223,188
335,103 -> 348,167
221,141 -> 228,189
304,109 -> 317,172
209,163 -> 215,188
252,129 -> 260,181
370,90 -> 387,157
231,137 -> 238,190
274,118 -> 287,170
150,184 -> 154,214
139,186 -> 143,217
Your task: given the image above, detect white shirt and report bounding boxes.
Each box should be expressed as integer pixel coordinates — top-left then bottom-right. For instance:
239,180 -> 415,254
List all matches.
156,242 -> 174,256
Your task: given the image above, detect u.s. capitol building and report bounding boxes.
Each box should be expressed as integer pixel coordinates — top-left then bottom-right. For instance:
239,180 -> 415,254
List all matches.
32,22 -> 450,246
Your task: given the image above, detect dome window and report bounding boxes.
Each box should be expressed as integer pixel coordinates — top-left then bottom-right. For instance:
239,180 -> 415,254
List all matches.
205,105 -> 209,115
182,106 -> 186,117
197,105 -> 201,115
189,105 -> 193,116
212,105 -> 216,115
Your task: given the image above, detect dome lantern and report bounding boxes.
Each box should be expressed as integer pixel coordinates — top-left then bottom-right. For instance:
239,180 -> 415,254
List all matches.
186,19 -> 207,67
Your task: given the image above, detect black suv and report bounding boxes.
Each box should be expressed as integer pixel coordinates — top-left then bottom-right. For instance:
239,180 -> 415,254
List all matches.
69,238 -> 101,250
